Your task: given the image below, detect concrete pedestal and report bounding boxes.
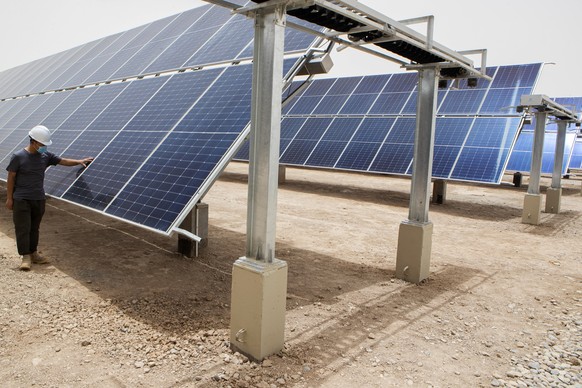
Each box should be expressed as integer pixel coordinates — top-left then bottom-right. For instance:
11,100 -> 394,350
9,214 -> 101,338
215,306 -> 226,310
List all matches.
230,257 -> 288,361
432,180 -> 447,204
395,221 -> 433,283
522,193 -> 542,225
545,187 -> 562,214
278,165 -> 286,184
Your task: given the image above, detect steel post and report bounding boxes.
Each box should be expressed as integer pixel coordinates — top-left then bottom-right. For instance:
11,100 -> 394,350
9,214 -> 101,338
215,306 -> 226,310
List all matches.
246,6 -> 286,263
552,121 -> 567,189
408,67 -> 438,223
528,112 -> 547,195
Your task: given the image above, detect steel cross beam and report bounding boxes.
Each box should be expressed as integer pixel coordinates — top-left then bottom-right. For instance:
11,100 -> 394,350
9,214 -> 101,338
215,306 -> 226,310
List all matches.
204,0 -> 490,81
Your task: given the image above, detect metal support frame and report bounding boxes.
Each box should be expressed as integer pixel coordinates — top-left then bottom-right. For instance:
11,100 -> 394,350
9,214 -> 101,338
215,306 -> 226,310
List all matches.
528,111 -> 548,196
230,4 -> 289,362
395,65 -> 438,283
245,6 -> 286,263
516,95 -> 580,222
552,121 -> 568,189
409,67 -> 438,223
205,0 -> 490,82
177,202 -> 209,258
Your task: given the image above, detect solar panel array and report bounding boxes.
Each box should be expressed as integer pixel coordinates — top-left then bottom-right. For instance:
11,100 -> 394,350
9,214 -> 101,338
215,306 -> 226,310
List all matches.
506,97 -> 582,175
237,63 -> 542,184
0,3 -> 318,235
0,2 -> 316,100
506,131 -> 577,175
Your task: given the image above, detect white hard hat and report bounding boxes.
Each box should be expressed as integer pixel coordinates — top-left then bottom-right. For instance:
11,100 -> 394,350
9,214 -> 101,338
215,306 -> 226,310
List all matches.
29,125 -> 52,146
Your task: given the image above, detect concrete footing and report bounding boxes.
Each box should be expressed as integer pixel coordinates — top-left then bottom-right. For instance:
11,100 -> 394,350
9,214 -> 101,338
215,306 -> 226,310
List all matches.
395,221 -> 433,283
545,187 -> 562,214
230,257 -> 288,361
278,165 -> 286,184
522,193 -> 542,225
432,180 -> 447,204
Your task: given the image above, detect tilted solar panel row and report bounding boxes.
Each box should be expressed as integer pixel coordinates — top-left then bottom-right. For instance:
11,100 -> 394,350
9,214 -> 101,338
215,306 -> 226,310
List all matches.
506,96 -> 582,175
0,59 -> 299,234
237,63 -> 542,184
0,3 -> 317,100
0,1 -> 317,235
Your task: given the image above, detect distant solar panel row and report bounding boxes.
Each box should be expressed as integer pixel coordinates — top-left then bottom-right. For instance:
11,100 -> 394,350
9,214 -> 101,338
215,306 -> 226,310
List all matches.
237,63 -> 542,184
569,139 -> 582,170
506,96 -> 582,174
0,3 -> 317,100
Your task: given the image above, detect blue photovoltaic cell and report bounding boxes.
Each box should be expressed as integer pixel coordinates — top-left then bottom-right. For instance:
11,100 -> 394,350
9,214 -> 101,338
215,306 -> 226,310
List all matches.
554,97 -> 582,114
41,88 -> 98,130
340,94 -> 380,115
3,94 -> 52,129
144,6 -> 236,73
450,146 -> 511,183
123,68 -> 222,132
479,87 -> 532,115
58,83 -> 129,130
59,34 -> 129,89
173,66 -> 253,134
432,145 -> 461,178
85,77 -> 167,131
305,118 -> 362,168
369,143 -> 414,175
438,89 -> 487,115
0,99 -> 33,128
45,130 -> 120,197
302,78 -> 337,96
334,118 -> 392,170
354,74 -> 391,94
435,118 -> 474,147
185,17 -> 254,67
81,26 -> 149,84
569,140 -> 582,170
449,117 -> 521,183
62,130 -> 168,210
369,92 -> 411,115
490,63 -> 541,88
465,117 -> 519,150
105,132 -> 239,231
18,92 -> 70,130
384,72 -> 417,92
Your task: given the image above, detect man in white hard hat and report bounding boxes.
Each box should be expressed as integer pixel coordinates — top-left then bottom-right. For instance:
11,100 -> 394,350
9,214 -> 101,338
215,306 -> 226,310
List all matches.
5,125 -> 93,271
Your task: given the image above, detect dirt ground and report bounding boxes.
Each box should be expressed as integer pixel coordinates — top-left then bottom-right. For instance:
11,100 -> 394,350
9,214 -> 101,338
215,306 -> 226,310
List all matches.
0,161 -> 580,387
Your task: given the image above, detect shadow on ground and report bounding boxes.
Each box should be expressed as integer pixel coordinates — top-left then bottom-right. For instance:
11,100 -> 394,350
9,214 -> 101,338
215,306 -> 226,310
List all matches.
220,170 -> 522,221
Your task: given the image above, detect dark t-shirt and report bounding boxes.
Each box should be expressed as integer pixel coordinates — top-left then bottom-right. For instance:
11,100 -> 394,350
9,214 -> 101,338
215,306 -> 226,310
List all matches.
6,149 -> 61,200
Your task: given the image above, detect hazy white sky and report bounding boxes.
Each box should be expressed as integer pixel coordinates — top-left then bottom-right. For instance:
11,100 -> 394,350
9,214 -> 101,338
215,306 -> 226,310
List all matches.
1,0 -> 581,97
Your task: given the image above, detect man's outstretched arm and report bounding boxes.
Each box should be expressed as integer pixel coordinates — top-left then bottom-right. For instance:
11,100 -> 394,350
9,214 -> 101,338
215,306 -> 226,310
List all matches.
59,157 -> 94,167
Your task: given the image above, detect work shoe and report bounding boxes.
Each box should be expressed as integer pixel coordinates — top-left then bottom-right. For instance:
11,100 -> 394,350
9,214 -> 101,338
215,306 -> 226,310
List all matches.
31,251 -> 50,264
19,255 -> 32,271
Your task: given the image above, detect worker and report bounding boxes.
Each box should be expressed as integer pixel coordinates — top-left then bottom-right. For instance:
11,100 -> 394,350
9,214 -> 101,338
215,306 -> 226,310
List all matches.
5,125 -> 93,270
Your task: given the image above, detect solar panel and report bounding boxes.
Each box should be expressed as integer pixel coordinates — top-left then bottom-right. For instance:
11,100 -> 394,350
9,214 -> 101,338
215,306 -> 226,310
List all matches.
569,139 -> 582,170
238,63 -> 542,184
0,3 -> 316,101
506,130 -> 577,175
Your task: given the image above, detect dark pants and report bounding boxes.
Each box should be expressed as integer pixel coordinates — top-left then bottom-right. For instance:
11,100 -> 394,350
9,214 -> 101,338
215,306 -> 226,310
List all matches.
12,199 -> 45,256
